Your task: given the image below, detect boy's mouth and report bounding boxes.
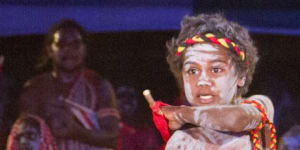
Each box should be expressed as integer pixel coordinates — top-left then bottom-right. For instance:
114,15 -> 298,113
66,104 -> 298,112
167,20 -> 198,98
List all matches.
197,94 -> 214,104
199,95 -> 212,99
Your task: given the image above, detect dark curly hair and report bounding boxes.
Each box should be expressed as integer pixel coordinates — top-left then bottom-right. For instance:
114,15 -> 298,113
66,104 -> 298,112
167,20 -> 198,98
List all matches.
166,13 -> 259,96
37,19 -> 88,69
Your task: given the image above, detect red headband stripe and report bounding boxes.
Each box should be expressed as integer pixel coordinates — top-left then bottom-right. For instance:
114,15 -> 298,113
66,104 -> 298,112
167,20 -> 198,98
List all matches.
176,33 -> 246,61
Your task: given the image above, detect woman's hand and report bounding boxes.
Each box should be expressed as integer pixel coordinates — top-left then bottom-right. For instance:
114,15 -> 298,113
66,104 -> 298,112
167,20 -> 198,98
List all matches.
45,101 -> 82,138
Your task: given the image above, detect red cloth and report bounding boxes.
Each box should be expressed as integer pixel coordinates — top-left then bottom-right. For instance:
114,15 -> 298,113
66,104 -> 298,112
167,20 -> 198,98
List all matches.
6,114 -> 57,150
151,101 -> 170,143
117,122 -> 136,150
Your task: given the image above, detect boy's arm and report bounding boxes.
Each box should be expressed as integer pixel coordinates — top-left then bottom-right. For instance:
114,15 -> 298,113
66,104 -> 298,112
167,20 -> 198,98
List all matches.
161,95 -> 274,132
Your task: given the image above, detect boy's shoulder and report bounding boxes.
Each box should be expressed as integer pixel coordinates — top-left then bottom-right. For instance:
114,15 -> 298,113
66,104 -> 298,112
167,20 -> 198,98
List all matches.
239,94 -> 274,121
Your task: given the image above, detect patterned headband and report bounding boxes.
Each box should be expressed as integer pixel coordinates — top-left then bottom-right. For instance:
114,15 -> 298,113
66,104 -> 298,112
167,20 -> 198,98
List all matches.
176,33 -> 246,61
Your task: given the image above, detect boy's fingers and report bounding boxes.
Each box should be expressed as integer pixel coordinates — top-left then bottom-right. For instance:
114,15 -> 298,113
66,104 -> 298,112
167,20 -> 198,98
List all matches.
160,107 -> 175,120
168,120 -> 182,130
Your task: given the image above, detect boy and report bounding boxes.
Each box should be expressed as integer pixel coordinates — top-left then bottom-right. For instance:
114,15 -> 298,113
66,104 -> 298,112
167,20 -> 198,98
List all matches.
158,13 -> 275,150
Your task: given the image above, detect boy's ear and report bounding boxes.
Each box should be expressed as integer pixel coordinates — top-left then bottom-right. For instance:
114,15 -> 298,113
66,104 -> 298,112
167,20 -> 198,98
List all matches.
237,76 -> 246,87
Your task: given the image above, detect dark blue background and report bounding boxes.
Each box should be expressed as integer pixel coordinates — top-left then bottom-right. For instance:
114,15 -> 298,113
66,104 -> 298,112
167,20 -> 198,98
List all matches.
1,0 -> 300,36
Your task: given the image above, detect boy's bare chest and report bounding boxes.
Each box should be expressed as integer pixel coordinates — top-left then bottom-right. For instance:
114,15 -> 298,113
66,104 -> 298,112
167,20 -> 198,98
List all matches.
166,127 -> 251,150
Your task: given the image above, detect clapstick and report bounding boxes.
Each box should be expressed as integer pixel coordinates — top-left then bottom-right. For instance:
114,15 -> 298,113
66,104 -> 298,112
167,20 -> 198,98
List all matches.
143,89 -> 155,107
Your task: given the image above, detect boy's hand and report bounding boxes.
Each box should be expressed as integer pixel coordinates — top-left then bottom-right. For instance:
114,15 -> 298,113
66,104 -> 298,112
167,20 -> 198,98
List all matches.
160,106 -> 184,130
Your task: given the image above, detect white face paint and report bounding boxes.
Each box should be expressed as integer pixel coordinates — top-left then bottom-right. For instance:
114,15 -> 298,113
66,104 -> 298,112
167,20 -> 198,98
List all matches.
182,43 -> 240,106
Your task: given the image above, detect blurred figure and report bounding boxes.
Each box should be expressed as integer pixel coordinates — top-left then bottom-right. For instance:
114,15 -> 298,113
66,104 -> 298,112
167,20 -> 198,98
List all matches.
20,19 -> 119,150
116,86 -> 138,123
116,86 -> 161,150
279,125 -> 300,150
6,114 -> 56,150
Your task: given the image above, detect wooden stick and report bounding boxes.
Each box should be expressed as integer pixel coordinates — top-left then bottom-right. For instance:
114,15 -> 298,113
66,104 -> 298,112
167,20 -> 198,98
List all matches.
143,89 -> 155,107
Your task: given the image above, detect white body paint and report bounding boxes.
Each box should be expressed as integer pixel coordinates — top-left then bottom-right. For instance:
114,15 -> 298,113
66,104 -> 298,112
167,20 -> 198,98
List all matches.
236,95 -> 274,131
165,96 -> 275,150
165,127 -> 252,150
247,95 -> 274,122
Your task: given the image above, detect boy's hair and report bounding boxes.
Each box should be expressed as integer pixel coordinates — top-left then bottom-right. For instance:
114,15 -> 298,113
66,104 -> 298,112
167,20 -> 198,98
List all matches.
166,13 -> 259,96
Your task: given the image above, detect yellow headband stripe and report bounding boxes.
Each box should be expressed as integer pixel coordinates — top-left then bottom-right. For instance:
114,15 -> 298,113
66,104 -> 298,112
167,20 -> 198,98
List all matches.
176,33 -> 246,61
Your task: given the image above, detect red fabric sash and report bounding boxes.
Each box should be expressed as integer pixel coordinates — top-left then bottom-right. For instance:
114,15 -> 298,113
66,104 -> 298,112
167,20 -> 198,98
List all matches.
151,101 -> 171,143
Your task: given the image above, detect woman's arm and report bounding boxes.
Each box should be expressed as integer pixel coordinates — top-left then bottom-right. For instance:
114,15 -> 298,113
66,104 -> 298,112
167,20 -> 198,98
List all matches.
48,77 -> 119,148
70,115 -> 119,148
71,78 -> 119,148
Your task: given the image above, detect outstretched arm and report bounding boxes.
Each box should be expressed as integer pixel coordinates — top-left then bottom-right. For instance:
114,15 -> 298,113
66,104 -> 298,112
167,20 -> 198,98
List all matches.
161,95 -> 274,132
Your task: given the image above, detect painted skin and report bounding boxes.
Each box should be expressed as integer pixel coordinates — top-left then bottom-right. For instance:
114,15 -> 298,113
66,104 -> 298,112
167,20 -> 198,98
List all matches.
182,43 -> 240,106
162,43 -> 274,150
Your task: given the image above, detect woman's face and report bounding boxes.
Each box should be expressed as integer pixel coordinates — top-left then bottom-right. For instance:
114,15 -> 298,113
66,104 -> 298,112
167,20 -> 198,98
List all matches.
182,43 -> 243,106
48,28 -> 86,72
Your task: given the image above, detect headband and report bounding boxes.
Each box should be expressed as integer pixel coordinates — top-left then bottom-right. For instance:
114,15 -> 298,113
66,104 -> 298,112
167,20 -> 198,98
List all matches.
176,33 -> 246,61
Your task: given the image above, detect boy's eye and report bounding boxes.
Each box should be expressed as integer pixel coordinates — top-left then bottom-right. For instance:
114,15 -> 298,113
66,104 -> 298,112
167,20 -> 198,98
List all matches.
187,68 -> 199,75
212,67 -> 223,73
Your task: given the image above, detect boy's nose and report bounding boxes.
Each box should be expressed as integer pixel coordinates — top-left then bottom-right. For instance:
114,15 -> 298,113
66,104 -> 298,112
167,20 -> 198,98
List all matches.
197,71 -> 211,86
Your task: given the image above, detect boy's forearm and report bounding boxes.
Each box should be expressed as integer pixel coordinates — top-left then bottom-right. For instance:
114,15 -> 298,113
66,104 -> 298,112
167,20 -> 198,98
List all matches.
174,104 -> 262,132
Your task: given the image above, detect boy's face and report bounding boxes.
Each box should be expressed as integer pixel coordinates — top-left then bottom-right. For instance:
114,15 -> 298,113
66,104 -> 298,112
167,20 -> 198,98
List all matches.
182,43 -> 242,106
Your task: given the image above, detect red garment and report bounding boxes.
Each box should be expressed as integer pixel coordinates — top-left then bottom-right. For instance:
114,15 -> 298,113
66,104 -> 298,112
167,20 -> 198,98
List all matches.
151,101 -> 170,143
117,122 -> 136,150
6,114 -> 57,150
